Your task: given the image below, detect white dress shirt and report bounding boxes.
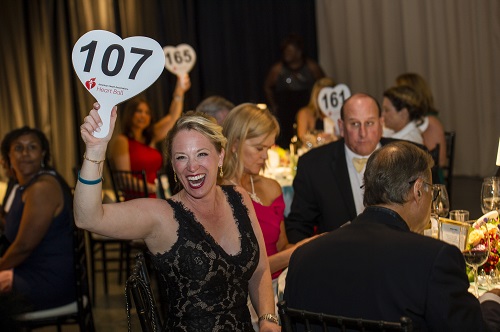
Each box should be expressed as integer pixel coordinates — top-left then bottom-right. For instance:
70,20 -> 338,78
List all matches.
384,121 -> 423,144
344,144 -> 380,215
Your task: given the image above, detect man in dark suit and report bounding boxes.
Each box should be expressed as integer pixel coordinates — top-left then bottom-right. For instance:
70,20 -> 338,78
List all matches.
284,141 -> 500,331
286,93 -> 394,243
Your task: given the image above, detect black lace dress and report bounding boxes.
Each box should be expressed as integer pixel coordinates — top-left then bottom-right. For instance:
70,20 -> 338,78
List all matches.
149,186 -> 259,331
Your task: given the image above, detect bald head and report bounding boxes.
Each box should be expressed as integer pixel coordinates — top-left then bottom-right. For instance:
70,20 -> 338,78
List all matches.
338,93 -> 384,156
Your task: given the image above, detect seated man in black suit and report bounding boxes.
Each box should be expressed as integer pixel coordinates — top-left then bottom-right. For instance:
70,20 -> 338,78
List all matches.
284,141 -> 500,331
286,93 -> 393,243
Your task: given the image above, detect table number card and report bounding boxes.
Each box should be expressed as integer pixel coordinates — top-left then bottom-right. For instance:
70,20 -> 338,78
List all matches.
317,84 -> 351,136
438,218 -> 469,250
163,44 -> 196,75
72,30 -> 166,138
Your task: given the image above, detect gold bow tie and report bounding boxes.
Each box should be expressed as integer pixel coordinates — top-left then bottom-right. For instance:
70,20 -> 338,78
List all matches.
352,157 -> 368,173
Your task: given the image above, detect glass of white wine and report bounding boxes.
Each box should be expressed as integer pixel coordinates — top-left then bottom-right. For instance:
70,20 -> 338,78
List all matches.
481,177 -> 500,215
432,184 -> 450,218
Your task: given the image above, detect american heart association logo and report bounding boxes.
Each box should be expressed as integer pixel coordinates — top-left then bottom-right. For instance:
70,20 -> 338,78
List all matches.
85,78 -> 96,90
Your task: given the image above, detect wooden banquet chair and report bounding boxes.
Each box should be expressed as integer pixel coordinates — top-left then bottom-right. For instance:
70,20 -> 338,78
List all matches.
443,131 -> 456,200
428,132 -> 455,205
156,169 -> 171,200
86,161 -> 149,301
126,252 -> 163,332
429,144 -> 440,186
277,301 -> 413,332
16,227 -> 95,332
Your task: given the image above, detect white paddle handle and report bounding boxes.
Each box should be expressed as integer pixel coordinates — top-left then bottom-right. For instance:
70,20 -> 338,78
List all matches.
92,102 -> 115,138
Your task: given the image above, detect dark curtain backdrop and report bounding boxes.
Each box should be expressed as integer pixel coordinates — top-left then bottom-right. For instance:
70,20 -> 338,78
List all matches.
0,0 -> 318,184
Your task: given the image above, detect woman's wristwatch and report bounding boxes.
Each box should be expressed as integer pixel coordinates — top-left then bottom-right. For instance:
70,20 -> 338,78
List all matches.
258,313 -> 279,325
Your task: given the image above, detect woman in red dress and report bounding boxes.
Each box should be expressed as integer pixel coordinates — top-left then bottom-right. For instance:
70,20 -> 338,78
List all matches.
109,74 -> 190,196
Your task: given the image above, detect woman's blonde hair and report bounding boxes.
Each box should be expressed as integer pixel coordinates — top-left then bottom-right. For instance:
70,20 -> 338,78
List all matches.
305,77 -> 336,118
222,104 -> 279,181
165,110 -> 226,169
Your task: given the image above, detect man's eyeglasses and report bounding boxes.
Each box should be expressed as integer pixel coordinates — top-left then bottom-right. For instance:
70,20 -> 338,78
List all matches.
409,179 -> 439,202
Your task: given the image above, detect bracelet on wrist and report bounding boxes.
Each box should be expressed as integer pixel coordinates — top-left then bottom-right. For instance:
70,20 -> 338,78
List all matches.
78,171 -> 102,185
83,153 -> 105,164
258,313 -> 279,325
173,94 -> 183,102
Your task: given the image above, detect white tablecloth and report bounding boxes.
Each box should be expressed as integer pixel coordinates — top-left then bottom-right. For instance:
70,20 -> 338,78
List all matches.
263,167 -> 294,217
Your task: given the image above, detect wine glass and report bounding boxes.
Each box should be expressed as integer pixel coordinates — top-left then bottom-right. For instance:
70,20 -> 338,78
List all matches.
481,177 -> 500,215
463,223 -> 490,297
431,184 -> 450,218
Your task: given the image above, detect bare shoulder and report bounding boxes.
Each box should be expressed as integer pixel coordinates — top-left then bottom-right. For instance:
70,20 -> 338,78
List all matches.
111,134 -> 128,147
297,106 -> 315,120
423,116 -> 446,143
266,62 -> 283,81
259,176 -> 281,192
296,107 -> 308,119
29,174 -> 62,193
23,174 -> 63,205
255,175 -> 282,202
427,115 -> 445,131
109,134 -> 128,154
306,58 -> 325,77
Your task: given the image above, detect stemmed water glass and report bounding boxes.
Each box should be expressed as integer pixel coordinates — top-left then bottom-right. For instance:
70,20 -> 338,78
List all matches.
431,184 -> 450,218
463,224 -> 490,297
481,177 -> 500,215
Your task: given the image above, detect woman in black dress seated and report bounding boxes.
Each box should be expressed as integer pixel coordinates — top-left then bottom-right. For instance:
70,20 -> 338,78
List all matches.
0,126 -> 74,311
75,104 -> 280,331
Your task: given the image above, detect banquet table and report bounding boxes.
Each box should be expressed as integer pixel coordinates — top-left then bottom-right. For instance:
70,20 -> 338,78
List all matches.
470,282 -> 494,297
262,166 -> 294,217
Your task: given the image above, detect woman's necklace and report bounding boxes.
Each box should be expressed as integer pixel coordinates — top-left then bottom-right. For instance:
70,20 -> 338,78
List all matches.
248,176 -> 263,204
230,176 -> 262,204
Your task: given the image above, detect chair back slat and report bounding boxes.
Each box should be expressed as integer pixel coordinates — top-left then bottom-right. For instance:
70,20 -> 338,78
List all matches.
156,170 -> 171,199
278,301 -> 413,332
126,252 -> 162,332
15,226 -> 95,331
443,131 -> 456,198
74,227 -> 95,331
107,160 -> 149,201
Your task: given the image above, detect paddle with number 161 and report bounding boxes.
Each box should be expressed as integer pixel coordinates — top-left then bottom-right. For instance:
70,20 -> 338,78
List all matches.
317,84 -> 351,136
72,30 -> 165,138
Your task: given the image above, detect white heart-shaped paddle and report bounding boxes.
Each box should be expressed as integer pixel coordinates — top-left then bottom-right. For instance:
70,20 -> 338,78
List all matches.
163,44 -> 197,75
317,84 -> 351,136
72,30 -> 165,137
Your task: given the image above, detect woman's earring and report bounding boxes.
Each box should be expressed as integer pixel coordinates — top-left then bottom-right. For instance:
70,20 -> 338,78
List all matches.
219,166 -> 223,178
41,159 -> 45,168
174,172 -> 177,183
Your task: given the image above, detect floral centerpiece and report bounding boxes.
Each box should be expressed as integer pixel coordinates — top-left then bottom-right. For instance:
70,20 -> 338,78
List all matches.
466,212 -> 500,280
